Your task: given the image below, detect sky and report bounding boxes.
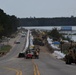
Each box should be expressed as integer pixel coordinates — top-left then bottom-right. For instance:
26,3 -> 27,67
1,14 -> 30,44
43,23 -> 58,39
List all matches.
0,0 -> 76,18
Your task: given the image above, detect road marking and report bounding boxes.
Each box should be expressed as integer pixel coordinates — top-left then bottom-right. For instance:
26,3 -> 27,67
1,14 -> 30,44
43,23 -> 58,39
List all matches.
32,60 -> 40,75
19,70 -> 22,75
4,67 -> 22,75
34,65 -> 36,75
35,64 -> 40,75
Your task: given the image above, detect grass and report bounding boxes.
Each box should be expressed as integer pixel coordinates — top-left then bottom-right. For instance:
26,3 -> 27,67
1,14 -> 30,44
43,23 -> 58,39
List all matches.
0,45 -> 12,53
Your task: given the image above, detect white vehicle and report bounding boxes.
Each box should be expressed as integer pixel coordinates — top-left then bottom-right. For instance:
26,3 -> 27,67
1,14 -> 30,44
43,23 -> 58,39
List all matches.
21,33 -> 26,37
14,40 -> 20,44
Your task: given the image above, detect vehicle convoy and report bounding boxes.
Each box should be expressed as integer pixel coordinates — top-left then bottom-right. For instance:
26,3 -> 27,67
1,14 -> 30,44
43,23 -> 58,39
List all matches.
25,49 -> 39,59
65,47 -> 76,64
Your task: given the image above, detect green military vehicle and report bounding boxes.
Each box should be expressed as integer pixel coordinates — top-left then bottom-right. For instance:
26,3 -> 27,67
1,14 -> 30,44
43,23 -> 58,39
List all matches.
65,47 -> 76,64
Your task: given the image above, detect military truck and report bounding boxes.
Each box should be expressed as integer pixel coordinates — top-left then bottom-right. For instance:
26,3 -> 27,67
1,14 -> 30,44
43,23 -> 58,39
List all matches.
65,47 -> 76,64
33,38 -> 44,46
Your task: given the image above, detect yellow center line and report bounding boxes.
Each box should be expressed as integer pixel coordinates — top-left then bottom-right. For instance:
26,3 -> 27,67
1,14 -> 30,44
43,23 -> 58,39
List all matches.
4,67 -> 22,75
34,65 -> 36,75
19,70 -> 22,75
35,64 -> 40,75
32,59 -> 40,75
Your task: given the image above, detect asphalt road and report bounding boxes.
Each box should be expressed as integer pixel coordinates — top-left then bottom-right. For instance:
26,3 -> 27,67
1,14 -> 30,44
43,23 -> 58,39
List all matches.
0,35 -> 76,75
34,50 -> 76,75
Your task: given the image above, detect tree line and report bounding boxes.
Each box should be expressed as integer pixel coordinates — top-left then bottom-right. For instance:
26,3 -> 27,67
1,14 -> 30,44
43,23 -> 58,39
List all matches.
1,8 -> 76,38
19,17 -> 76,26
0,9 -> 19,38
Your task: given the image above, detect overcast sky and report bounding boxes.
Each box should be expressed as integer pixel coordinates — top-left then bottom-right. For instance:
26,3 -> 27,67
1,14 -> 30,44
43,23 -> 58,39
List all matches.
0,0 -> 76,18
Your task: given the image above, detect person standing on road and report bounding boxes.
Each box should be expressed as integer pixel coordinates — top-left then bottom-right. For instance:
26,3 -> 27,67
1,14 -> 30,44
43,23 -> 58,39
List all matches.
36,51 -> 39,59
34,50 -> 39,59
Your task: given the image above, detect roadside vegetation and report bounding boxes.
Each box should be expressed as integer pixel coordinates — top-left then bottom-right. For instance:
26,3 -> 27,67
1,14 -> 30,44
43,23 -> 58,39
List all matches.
0,8 -> 19,39
0,8 -> 20,57
0,45 -> 12,56
47,28 -> 72,41
47,28 -> 63,41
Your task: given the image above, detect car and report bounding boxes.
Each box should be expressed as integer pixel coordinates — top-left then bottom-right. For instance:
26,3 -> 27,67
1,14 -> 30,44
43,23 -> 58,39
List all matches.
14,40 -> 20,44
25,53 -> 33,59
21,34 -> 26,37
18,52 -> 25,58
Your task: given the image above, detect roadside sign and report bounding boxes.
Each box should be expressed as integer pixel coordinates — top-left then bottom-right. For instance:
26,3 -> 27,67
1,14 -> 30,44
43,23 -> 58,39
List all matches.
61,26 -> 72,31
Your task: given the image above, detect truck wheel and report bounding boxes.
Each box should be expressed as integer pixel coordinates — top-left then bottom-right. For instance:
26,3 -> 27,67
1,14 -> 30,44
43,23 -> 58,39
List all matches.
74,59 -> 76,64
37,56 -> 39,59
66,59 -> 69,64
75,62 -> 76,64
66,58 -> 72,64
66,60 -> 71,64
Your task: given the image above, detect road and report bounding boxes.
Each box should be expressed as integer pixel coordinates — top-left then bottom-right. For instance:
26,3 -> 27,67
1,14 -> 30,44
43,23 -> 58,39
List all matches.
0,35 -> 76,75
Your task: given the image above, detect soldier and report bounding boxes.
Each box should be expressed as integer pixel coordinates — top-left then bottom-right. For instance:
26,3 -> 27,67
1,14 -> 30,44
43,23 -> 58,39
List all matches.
36,51 -> 39,59
34,51 -> 39,59
36,48 -> 40,54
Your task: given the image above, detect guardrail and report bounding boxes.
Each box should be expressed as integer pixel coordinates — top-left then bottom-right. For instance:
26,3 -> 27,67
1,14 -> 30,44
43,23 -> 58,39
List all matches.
22,30 -> 30,53
18,30 -> 30,57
